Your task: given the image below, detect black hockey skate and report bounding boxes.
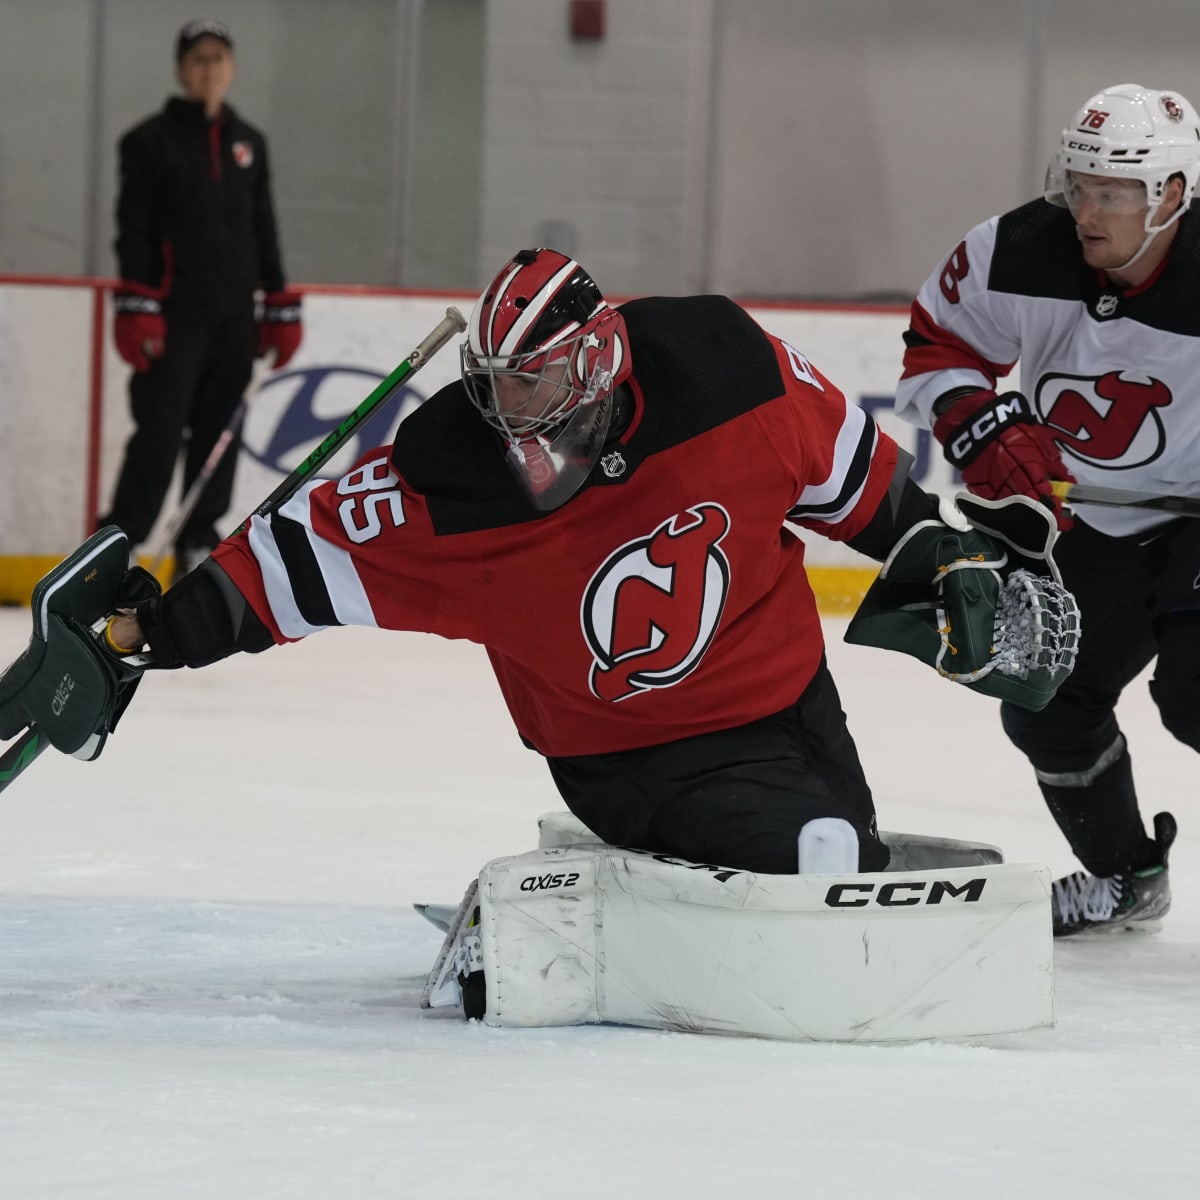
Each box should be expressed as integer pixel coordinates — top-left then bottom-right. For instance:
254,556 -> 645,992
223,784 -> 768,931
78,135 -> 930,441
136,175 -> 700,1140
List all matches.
1051,812 -> 1176,937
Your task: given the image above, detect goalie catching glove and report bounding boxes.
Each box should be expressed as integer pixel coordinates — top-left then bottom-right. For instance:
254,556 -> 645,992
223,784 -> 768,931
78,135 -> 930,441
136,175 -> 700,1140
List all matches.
0,528 -> 159,761
845,493 -> 1080,711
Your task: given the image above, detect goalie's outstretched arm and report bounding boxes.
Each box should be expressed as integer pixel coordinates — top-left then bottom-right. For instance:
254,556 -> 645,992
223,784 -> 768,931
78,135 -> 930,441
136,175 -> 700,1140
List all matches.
108,560 -> 274,668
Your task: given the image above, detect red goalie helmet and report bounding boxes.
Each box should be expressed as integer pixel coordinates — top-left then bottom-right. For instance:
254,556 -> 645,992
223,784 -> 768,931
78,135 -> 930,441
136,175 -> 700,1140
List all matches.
462,249 -> 631,510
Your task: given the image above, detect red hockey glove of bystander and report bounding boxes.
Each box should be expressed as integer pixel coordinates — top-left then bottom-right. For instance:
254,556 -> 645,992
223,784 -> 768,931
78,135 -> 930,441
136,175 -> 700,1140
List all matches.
933,389 -> 1075,531
256,289 -> 303,368
112,282 -> 166,373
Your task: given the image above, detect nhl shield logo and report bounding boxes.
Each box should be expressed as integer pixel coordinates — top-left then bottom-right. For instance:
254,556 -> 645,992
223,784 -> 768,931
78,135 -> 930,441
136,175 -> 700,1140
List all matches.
600,449 -> 626,479
1095,293 -> 1119,318
232,141 -> 255,168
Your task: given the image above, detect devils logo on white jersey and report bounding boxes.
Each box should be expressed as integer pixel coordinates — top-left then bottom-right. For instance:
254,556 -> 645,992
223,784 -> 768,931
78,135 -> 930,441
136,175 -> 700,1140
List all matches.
581,504 -> 731,702
1036,371 -> 1173,469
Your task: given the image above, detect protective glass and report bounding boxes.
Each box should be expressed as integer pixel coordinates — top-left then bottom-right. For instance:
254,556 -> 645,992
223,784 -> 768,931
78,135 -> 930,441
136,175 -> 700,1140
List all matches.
1054,171 -> 1149,216
501,369 -> 616,511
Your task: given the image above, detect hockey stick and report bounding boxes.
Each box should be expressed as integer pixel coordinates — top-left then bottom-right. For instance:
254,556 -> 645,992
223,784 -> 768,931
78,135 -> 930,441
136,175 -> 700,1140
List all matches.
232,306 -> 467,533
0,728 -> 49,795
145,356 -> 274,579
1051,480 -> 1200,518
1,307 -> 467,795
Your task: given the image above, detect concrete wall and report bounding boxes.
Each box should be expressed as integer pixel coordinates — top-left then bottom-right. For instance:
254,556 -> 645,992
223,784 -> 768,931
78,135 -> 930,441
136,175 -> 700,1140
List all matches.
0,0 -> 460,287
2,1 -> 1200,298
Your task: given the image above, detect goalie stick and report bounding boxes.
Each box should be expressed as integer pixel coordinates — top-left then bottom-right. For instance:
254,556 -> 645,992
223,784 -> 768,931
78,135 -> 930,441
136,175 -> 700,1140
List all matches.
0,307 -> 468,795
231,306 -> 467,535
1051,480 -> 1200,518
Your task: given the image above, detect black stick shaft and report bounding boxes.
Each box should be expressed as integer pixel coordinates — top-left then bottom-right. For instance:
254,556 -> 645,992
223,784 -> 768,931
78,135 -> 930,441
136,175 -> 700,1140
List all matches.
0,727 -> 49,796
1051,481 -> 1200,518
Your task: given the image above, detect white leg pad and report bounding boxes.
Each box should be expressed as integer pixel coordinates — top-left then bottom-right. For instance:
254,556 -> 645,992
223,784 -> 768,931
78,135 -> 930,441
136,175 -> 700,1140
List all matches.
464,843 -> 1053,1042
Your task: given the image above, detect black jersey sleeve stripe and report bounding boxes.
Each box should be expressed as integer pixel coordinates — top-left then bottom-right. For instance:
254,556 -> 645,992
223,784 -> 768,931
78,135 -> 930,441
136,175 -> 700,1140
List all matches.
786,413 -> 877,522
268,512 -> 343,628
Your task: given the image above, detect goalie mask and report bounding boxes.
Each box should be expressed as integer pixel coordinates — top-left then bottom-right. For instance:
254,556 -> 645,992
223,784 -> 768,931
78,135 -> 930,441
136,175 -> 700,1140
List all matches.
462,248 -> 631,511
1045,83 -> 1200,267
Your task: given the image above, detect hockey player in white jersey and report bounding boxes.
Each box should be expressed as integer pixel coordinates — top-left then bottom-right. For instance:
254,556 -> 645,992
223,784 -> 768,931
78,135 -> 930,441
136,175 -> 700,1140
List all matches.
896,83 -> 1200,935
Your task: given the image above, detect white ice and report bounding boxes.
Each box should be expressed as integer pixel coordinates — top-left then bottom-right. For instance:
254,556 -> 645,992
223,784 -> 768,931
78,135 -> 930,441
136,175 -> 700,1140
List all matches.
1,608 -> 1197,1199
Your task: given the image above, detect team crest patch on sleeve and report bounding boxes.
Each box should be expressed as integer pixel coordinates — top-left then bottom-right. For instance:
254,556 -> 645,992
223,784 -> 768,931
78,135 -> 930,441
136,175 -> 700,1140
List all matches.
580,504 -> 731,702
232,141 -> 255,168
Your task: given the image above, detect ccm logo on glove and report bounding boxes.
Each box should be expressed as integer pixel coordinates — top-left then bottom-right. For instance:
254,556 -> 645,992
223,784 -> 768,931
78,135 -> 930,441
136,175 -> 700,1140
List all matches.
933,388 -> 1075,530
939,391 -> 1037,468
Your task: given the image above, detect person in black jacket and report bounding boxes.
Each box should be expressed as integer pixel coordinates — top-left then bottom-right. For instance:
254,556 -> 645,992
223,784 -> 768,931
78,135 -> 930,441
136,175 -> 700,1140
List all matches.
99,19 -> 303,577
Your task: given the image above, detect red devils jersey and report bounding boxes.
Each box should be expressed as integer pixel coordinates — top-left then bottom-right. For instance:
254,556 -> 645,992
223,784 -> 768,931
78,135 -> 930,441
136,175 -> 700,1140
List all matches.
213,296 -> 900,756
897,199 -> 1200,536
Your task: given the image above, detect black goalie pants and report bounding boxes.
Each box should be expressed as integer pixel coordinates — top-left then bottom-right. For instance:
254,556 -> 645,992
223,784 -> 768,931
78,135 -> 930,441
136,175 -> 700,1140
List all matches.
101,314 -> 255,551
545,657 -> 888,875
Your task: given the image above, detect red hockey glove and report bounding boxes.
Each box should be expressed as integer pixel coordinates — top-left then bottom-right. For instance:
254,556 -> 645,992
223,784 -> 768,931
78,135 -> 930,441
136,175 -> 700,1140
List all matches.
112,282 -> 166,373
256,289 -> 303,367
933,390 -> 1075,531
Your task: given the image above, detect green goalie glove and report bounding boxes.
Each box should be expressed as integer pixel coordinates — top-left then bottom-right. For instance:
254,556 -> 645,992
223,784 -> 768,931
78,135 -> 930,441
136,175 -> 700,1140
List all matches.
0,527 -> 158,762
845,493 -> 1080,711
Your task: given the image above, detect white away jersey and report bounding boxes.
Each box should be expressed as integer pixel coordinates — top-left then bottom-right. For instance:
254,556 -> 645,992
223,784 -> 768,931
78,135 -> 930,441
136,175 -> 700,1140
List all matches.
896,198 -> 1200,536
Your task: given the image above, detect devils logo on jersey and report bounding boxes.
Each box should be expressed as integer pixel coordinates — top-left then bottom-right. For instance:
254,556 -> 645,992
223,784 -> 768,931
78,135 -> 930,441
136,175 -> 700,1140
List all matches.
1035,371 -> 1173,469
581,504 -> 731,703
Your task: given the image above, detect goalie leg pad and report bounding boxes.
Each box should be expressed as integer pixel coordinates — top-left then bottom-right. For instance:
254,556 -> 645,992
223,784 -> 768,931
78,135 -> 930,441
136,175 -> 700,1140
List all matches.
433,842 -> 1053,1042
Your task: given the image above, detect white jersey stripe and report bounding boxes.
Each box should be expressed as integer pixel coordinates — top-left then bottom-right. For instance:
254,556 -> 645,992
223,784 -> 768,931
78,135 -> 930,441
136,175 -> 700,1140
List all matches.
248,509 -> 328,639
789,400 -> 875,525
275,484 -> 380,628
495,260 -> 580,356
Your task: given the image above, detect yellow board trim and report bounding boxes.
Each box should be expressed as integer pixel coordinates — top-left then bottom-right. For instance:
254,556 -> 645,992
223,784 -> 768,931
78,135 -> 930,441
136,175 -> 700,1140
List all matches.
0,555 -> 176,607
2,556 -> 877,616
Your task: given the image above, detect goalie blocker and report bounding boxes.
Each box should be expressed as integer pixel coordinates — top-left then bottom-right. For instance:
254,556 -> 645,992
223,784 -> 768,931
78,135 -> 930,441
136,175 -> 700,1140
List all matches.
422,812 -> 1053,1043
0,528 -> 155,765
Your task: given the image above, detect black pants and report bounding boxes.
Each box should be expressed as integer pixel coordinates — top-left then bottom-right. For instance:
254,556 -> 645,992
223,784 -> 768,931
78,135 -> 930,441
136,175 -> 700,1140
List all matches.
546,658 -> 888,874
101,314 -> 255,549
1001,517 -> 1200,871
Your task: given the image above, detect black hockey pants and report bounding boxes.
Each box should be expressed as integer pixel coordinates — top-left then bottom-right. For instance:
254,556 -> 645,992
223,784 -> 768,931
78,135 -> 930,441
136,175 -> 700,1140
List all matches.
546,657 -> 889,874
101,314 -> 255,551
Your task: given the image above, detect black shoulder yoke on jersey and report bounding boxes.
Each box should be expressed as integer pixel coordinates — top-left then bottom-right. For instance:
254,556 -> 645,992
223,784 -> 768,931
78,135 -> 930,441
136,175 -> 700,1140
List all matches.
392,295 -> 785,536
989,197 -> 1200,336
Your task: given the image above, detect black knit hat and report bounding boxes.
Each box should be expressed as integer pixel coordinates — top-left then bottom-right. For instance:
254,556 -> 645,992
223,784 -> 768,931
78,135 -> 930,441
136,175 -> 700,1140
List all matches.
175,19 -> 233,62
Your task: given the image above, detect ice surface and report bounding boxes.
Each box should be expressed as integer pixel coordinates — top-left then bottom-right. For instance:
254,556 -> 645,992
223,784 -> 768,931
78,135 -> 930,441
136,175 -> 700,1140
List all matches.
1,610 -> 1197,1198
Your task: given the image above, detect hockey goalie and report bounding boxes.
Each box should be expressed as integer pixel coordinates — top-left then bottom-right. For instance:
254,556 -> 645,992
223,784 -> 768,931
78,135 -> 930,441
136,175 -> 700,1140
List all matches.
2,249 -> 1079,1042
